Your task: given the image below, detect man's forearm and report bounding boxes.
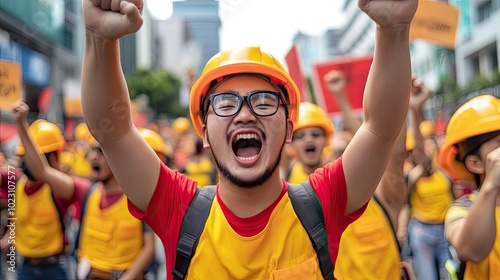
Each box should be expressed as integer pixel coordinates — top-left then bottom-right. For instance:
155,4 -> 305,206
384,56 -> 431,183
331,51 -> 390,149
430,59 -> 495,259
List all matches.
364,26 -> 411,138
81,36 -> 132,145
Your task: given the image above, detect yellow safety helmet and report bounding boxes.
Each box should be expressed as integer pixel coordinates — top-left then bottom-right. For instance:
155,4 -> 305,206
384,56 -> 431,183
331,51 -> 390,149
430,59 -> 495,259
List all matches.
138,128 -> 168,156
293,102 -> 334,140
419,120 -> 435,139
74,122 -> 93,143
189,46 -> 301,137
439,95 -> 500,180
16,119 -> 65,156
172,117 -> 191,135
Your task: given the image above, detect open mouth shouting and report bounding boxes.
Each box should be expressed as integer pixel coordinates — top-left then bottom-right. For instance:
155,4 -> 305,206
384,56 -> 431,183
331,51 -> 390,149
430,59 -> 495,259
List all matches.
231,132 -> 262,164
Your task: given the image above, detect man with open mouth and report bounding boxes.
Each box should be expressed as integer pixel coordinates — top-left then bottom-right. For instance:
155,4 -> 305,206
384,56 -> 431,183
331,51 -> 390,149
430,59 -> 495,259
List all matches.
81,0 -> 418,278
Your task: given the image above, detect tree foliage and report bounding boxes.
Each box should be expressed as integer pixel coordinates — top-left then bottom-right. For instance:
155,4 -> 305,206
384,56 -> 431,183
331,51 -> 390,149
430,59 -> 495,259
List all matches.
127,68 -> 188,118
437,68 -> 500,103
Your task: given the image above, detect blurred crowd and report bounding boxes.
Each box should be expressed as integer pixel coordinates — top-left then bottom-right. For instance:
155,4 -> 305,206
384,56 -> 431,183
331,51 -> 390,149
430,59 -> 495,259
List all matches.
0,70 -> 498,280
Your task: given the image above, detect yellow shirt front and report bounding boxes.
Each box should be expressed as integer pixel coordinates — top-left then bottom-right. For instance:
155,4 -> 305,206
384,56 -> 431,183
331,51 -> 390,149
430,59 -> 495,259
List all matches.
411,170 -> 453,223
186,192 -> 326,279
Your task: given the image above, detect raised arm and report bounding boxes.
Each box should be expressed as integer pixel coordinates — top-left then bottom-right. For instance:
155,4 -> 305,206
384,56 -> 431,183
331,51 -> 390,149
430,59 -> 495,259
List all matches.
342,0 -> 418,214
12,100 -> 74,200
325,71 -> 407,223
81,0 -> 159,211
324,70 -> 361,133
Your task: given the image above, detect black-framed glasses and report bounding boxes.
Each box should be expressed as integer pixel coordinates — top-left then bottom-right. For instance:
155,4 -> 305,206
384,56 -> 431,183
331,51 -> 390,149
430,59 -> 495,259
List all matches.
205,91 -> 285,118
292,131 -> 326,141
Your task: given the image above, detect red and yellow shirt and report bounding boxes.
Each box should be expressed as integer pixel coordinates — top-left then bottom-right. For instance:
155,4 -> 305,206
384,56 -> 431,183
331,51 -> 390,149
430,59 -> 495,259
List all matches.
129,156 -> 365,279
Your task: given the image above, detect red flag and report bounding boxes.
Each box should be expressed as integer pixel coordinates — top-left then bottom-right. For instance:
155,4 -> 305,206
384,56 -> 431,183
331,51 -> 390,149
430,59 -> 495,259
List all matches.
312,55 -> 373,116
285,45 -> 310,102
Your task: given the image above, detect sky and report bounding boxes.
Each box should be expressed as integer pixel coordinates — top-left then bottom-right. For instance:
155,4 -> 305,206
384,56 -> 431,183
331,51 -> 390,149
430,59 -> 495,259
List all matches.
218,0 -> 345,65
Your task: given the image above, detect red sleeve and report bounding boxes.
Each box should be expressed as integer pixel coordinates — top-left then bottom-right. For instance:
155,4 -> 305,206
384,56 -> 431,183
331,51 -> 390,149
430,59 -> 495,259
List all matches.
128,161 -> 198,280
308,156 -> 367,265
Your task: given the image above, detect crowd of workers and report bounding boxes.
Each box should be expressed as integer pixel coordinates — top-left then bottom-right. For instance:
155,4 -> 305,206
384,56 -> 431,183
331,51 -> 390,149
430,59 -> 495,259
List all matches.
1,0 -> 499,279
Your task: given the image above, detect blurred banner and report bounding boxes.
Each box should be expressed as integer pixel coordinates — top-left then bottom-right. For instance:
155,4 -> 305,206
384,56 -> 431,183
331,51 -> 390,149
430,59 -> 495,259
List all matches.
285,45 -> 310,102
63,79 -> 83,118
0,60 -> 22,110
410,1 -> 460,49
312,55 -> 373,115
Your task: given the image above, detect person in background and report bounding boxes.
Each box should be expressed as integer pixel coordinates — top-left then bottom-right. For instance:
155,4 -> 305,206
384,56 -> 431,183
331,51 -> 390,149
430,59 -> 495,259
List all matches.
285,102 -> 334,184
80,0 -> 417,278
138,127 -> 169,280
324,70 -> 410,279
181,138 -> 217,187
403,78 -> 454,280
12,100 -> 155,280
440,95 -> 500,279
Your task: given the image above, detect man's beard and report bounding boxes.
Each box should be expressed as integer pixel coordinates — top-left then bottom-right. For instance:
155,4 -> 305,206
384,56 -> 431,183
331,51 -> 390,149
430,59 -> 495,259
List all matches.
207,132 -> 285,189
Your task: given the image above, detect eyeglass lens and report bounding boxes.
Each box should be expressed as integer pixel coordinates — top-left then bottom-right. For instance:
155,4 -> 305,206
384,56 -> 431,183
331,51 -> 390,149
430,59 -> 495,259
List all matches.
211,91 -> 280,117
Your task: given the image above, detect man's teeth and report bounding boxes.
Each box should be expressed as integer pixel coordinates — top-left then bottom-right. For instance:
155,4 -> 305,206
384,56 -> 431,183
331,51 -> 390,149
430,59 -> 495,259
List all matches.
237,155 -> 258,161
235,133 -> 260,142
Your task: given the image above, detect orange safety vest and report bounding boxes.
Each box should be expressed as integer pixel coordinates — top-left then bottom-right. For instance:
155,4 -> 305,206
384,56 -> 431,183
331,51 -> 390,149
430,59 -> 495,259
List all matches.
335,197 -> 401,279
78,190 -> 143,271
15,175 -> 64,258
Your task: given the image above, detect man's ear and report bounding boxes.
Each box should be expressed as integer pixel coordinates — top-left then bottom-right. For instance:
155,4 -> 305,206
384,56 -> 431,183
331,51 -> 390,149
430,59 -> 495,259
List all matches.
285,119 -> 294,144
202,125 -> 210,149
464,154 -> 485,175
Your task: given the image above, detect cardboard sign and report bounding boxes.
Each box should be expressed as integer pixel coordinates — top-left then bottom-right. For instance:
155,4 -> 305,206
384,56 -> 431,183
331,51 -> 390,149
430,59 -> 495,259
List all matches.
312,55 -> 373,115
0,61 -> 22,110
410,1 -> 460,49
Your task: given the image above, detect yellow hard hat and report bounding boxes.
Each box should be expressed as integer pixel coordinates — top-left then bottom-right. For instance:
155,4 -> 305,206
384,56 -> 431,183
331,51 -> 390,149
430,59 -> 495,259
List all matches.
74,122 -> 93,143
172,117 -> 191,135
293,102 -> 334,140
16,120 -> 65,156
138,128 -> 168,155
419,120 -> 435,139
189,46 -> 300,137
439,95 -> 500,180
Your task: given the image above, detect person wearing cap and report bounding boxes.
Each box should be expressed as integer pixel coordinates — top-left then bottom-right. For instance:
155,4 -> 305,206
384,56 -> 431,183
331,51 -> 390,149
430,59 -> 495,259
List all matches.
80,0 -> 417,278
286,102 -> 334,184
440,95 -> 500,279
1,113 -> 73,279
11,101 -> 155,280
323,70 -> 409,279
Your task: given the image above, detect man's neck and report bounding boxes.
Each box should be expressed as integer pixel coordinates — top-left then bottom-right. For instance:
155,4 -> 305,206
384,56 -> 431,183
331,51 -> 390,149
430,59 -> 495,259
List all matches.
217,173 -> 284,218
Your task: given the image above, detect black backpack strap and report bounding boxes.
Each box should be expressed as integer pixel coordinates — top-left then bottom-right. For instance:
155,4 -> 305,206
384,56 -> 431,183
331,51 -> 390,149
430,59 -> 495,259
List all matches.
73,182 -> 97,257
289,181 -> 334,280
172,185 -> 216,280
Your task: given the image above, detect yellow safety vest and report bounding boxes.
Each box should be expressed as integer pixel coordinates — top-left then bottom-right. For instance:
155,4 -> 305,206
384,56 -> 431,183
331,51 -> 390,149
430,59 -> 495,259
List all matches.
79,190 -> 143,271
184,158 -> 214,187
287,162 -> 309,184
15,175 -> 64,257
336,197 -> 401,279
185,192 -> 325,279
